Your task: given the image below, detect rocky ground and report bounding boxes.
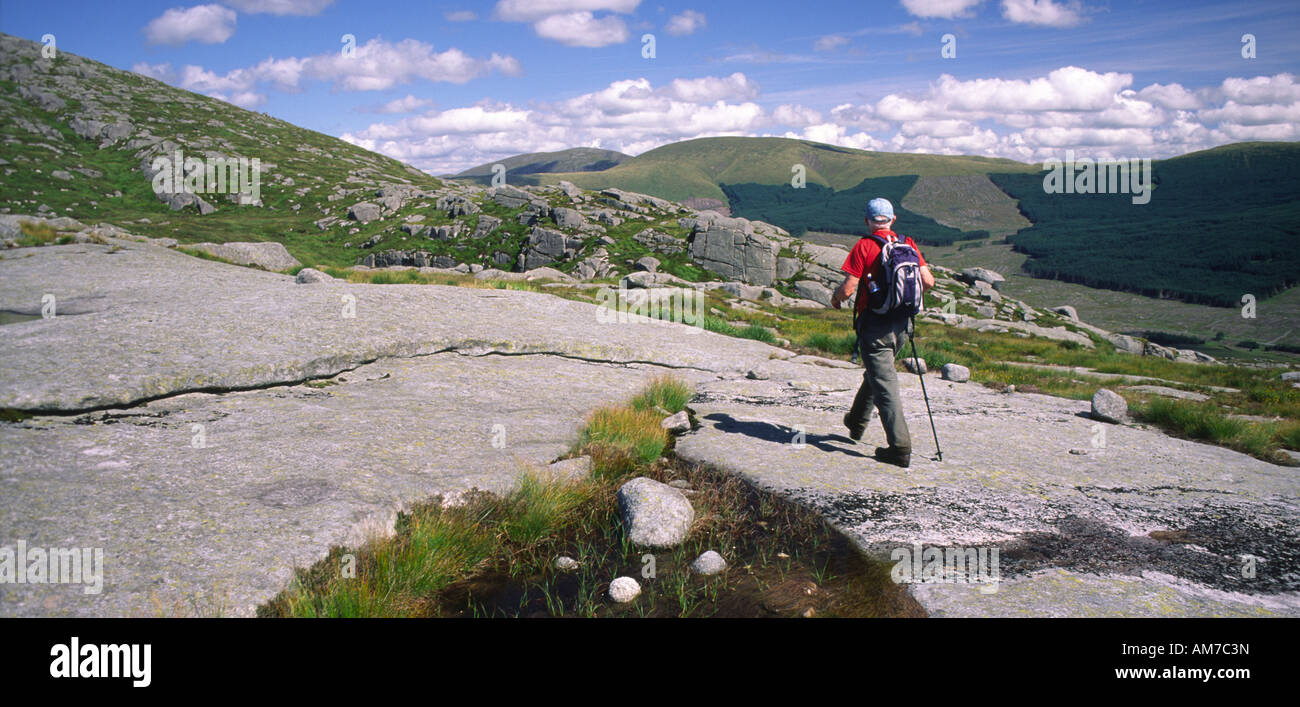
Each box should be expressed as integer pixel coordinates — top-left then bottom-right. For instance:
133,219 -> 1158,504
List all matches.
2,235 -> 1296,617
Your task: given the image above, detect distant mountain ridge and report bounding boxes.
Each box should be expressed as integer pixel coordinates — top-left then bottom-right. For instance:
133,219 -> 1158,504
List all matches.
534,136 -> 1039,203
448,147 -> 630,183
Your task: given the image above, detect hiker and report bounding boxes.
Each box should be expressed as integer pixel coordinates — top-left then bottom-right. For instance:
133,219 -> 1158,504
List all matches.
829,198 -> 935,468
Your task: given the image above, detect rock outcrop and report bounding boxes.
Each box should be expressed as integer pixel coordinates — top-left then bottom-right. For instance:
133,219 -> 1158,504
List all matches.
688,215 -> 776,286
187,241 -> 300,271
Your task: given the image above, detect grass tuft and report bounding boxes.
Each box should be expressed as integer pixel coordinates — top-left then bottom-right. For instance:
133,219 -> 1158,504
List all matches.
628,375 -> 691,414
580,406 -> 669,464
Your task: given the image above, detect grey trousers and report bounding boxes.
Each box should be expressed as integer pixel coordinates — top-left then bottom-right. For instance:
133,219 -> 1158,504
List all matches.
846,313 -> 913,453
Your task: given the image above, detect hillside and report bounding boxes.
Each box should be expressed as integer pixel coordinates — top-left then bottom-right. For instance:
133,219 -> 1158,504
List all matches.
536,136 -> 1038,203
448,147 -> 630,184
993,142 -> 1300,308
0,33 -> 449,268
721,175 -> 990,245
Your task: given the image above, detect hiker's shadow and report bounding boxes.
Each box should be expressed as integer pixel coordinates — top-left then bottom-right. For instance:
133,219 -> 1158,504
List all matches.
700,413 -> 868,458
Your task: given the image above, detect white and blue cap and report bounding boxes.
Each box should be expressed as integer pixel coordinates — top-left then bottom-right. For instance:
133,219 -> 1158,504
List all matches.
867,197 -> 895,222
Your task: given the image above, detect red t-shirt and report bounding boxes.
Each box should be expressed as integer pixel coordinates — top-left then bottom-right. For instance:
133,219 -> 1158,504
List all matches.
840,229 -> 927,314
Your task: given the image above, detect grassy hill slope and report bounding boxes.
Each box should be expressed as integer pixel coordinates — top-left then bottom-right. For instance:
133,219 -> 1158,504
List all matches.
994,141 -> 1300,308
537,136 -> 1038,203
0,32 -> 442,266
448,147 -> 630,183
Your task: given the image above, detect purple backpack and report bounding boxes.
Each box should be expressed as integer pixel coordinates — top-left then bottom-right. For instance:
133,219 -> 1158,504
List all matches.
864,233 -> 924,318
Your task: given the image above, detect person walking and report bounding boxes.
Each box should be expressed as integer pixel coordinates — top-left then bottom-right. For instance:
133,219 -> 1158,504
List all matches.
829,198 -> 935,468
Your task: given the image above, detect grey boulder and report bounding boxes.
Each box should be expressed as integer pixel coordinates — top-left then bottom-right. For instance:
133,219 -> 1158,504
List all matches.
794,280 -> 833,307
661,410 -> 690,434
294,268 -> 336,284
348,202 -> 382,223
1051,305 -> 1079,321
961,267 -> 1006,291
941,363 -> 971,382
617,477 -> 694,548
1091,388 -> 1128,423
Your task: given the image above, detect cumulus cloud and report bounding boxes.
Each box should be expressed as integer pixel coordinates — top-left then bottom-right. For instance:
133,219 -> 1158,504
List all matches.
1000,0 -> 1086,28
369,94 -> 435,114
221,0 -> 333,15
1217,73 -> 1300,105
336,61 -> 1299,174
900,0 -> 982,19
772,104 -> 823,127
168,38 -> 521,101
663,73 -> 759,102
493,0 -> 640,22
494,0 -> 639,46
876,67 -> 1131,123
1137,83 -> 1202,110
665,10 -> 706,36
533,12 -> 629,47
143,4 -> 237,46
342,74 -> 765,173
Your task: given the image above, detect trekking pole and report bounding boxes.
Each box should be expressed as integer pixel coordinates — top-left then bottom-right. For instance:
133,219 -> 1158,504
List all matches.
908,318 -> 942,461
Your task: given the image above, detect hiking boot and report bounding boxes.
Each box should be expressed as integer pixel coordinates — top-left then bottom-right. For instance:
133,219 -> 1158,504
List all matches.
874,446 -> 911,468
843,412 -> 865,442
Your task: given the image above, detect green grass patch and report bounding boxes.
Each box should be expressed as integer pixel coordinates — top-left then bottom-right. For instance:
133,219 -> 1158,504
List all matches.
628,375 -> 691,414
1132,397 -> 1295,463
580,406 -> 669,465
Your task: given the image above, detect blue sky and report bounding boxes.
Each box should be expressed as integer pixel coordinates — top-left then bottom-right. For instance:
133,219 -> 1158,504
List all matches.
3,0 -> 1298,174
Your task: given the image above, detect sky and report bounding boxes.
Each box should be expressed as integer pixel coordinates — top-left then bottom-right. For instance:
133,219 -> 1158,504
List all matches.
2,0 -> 1299,175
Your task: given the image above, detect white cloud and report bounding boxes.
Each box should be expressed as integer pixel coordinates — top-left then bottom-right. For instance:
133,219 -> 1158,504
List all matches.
207,90 -> 267,109
495,0 -> 639,46
221,0 -> 333,15
814,35 -> 849,51
876,67 -> 1132,122
370,94 -> 435,114
1000,0 -> 1086,28
493,0 -> 640,22
665,10 -> 706,36
663,73 -> 759,102
143,4 -> 237,46
170,38 -> 520,100
830,103 -> 890,132
343,74 -> 766,173
307,38 -> 521,90
1217,73 -> 1300,105
900,0 -> 982,20
339,63 -> 1300,175
131,62 -> 176,83
445,10 -> 477,21
533,11 -> 629,47
773,104 -> 823,127
1199,101 -> 1300,127
1137,83 -> 1202,110
898,119 -> 982,138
